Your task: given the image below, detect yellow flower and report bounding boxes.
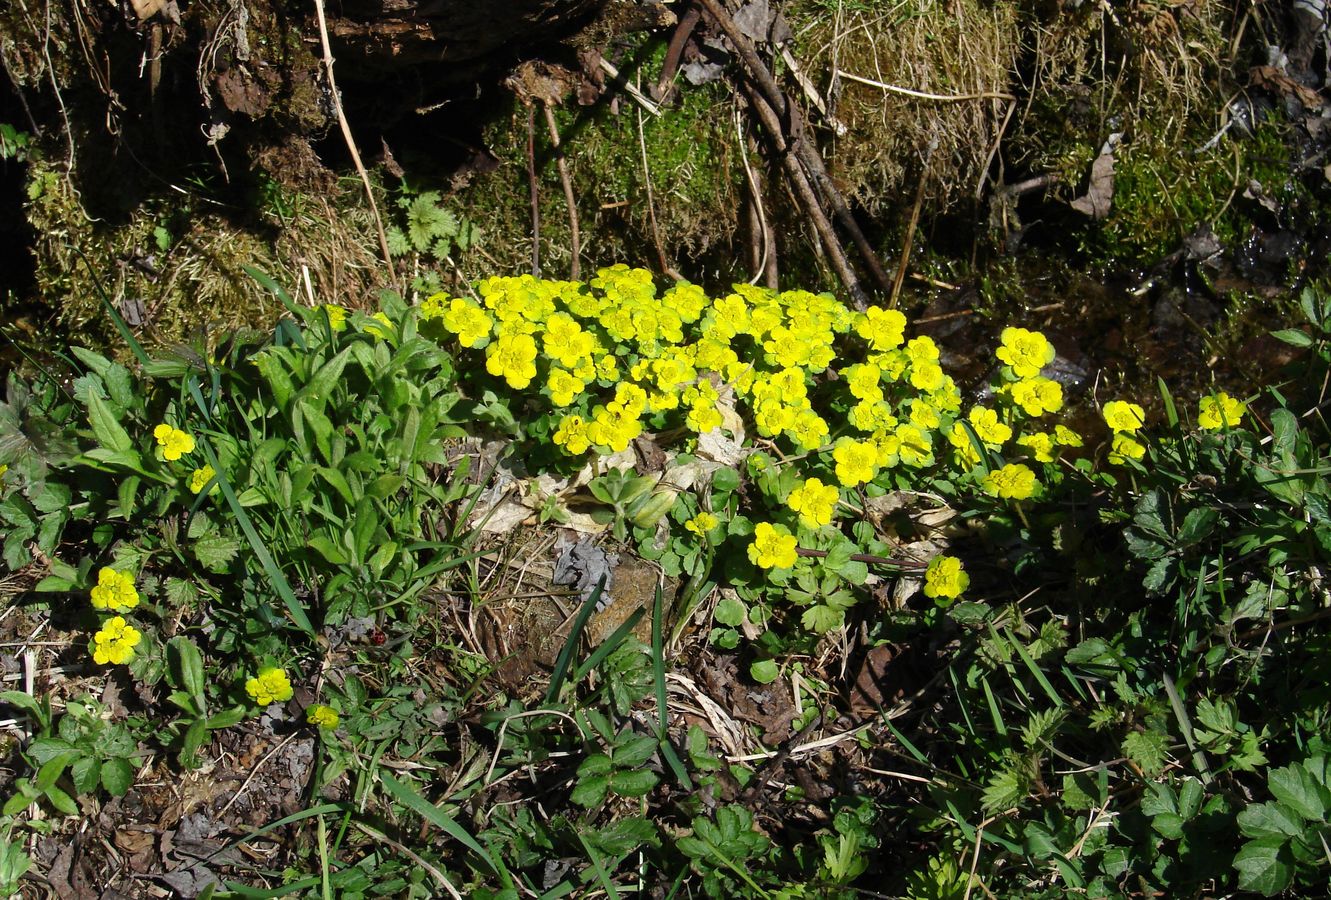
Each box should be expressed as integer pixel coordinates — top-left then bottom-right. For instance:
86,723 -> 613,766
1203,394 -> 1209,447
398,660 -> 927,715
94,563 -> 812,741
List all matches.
854,307 -> 907,351
968,407 -> 1012,447
982,463 -> 1038,500
1102,400 -> 1146,434
923,555 -> 969,602
322,304 -> 348,332
188,465 -> 217,495
364,311 -> 393,339
909,361 -> 945,392
92,616 -> 141,665
687,404 -> 724,434
1054,424 -> 1083,447
1017,432 -> 1057,463
90,567 -> 139,612
684,512 -> 720,536
832,438 -> 879,487
1107,433 -> 1147,465
306,705 -> 340,730
153,424 -> 195,461
895,423 -> 933,468
485,333 -> 538,389
546,368 -> 585,407
246,667 -> 294,706
948,423 -> 983,467
553,414 -> 591,455
439,298 -> 494,348
844,363 -> 883,401
0,464 -> 7,480
786,478 -> 839,529
788,410 -> 830,451
996,327 -> 1055,378
748,522 -> 799,570
1198,392 -> 1246,430
1008,377 -> 1064,417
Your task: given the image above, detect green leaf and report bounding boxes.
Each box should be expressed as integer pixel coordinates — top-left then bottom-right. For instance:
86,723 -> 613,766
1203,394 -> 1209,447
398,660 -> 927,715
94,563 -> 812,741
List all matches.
85,391 -> 132,453
1270,328 -> 1313,348
70,757 -> 100,795
379,773 -> 496,872
193,534 -> 241,574
1122,730 -> 1170,777
749,659 -> 779,684
613,735 -> 659,769
1267,761 -> 1331,822
712,468 -> 741,493
170,637 -> 207,711
1177,507 -> 1219,546
610,769 -> 659,798
1270,408 -> 1299,457
117,476 -> 140,519
43,785 -> 79,817
713,597 -> 747,627
1238,803 -> 1306,840
1233,837 -> 1294,896
100,757 -> 134,797
571,774 -> 609,808
801,604 -> 844,634
577,754 -> 613,778
308,534 -> 349,566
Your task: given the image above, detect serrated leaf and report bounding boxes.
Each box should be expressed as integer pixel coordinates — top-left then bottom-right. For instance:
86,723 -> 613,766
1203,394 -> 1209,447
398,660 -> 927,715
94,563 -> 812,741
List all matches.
85,391 -> 132,453
164,578 -> 199,608
1237,802 -> 1306,840
71,757 -> 100,795
613,735 -> 659,769
192,534 -> 241,573
571,774 -> 609,808
584,817 -> 658,856
610,769 -> 659,797
1177,507 -> 1219,546
981,768 -> 1026,812
101,757 -> 134,797
1268,761 -> 1331,821
1233,837 -> 1294,896
577,754 -> 613,778
1123,730 -> 1170,776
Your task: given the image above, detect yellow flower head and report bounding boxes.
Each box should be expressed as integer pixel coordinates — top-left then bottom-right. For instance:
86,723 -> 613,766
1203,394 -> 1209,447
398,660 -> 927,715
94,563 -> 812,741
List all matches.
909,361 -> 945,392
968,407 -> 1012,447
92,616 -> 142,665
982,463 -> 1038,500
1102,400 -> 1146,434
439,298 -> 494,348
1054,424 -> 1084,447
188,465 -> 217,495
322,304 -> 348,332
90,567 -> 139,612
895,423 -> 934,468
546,368 -> 585,407
153,424 -> 196,461
1107,432 -> 1147,465
1198,392 -> 1246,430
485,333 -> 538,389
306,704 -> 340,730
552,414 -> 592,455
246,667 -> 294,706
948,423 -> 983,467
786,477 -> 839,530
1017,432 -> 1057,463
365,311 -> 393,340
0,464 -> 8,480
1008,377 -> 1064,417
748,522 -> 799,570
684,511 -> 720,536
854,307 -> 907,351
996,327 -> 1055,378
923,555 -> 969,603
832,437 -> 879,487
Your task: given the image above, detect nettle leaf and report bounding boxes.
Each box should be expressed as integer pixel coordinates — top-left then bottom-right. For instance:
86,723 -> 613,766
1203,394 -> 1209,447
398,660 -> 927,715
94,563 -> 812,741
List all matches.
570,774 -> 609,808
614,735 -> 659,769
1142,557 -> 1176,595
1267,760 -> 1331,822
1176,507 -> 1219,547
1233,837 -> 1294,896
982,768 -> 1027,812
584,817 -> 659,856
193,534 -> 241,573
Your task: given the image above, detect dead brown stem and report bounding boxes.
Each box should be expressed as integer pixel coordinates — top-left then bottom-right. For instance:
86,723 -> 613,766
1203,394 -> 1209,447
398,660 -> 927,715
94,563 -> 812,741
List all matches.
542,103 -> 580,281
526,104 -> 541,278
890,138 -> 937,310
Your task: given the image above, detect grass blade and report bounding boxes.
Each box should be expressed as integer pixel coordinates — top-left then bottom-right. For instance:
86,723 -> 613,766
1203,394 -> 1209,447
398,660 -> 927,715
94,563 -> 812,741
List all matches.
653,582 -> 693,789
379,772 -> 496,874
544,575 -> 606,705
199,437 -> 316,637
571,606 -> 645,684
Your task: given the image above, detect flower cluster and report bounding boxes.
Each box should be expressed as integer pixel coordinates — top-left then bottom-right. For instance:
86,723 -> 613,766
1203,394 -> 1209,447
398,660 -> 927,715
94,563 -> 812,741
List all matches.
91,567 -> 139,612
153,423 -> 195,461
426,268 -> 1090,608
1102,400 -> 1147,464
306,704 -> 340,730
89,569 -> 142,666
246,667 -> 294,706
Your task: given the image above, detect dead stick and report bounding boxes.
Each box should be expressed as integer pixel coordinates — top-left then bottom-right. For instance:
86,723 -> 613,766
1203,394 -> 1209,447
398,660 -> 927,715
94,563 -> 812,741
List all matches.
739,714 -> 822,803
526,105 -> 540,278
542,103 -> 580,281
698,0 -> 890,298
312,0 -> 394,277
655,2 -> 701,100
795,547 -> 926,569
890,138 -> 937,310
744,84 -> 867,307
637,107 -> 681,280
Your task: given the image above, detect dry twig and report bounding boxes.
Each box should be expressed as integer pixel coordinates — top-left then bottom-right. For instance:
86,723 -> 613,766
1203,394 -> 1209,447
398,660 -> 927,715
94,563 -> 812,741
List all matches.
542,104 -> 580,280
